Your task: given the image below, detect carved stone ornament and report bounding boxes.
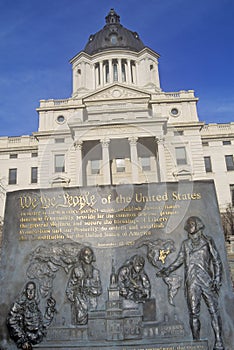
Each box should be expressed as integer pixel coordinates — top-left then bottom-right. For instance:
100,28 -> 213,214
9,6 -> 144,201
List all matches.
83,85 -> 150,102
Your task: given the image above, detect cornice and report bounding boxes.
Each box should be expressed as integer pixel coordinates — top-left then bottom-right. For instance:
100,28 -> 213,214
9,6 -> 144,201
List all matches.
70,46 -> 160,64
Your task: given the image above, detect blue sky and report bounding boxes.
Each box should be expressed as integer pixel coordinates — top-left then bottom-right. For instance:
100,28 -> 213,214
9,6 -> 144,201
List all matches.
0,0 -> 233,136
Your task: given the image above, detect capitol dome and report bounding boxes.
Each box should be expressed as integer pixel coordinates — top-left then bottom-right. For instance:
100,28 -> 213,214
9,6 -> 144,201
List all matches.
83,9 -> 146,55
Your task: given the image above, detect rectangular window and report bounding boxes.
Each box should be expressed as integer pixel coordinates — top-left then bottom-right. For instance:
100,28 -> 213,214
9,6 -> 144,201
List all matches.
141,157 -> 151,171
204,156 -> 212,172
32,152 -> 38,157
225,155 -> 234,171
91,160 -> 100,174
116,158 -> 125,172
9,168 -> 17,185
223,140 -> 231,145
55,138 -> 65,143
174,130 -> 184,136
202,142 -> 209,146
55,154 -> 65,172
175,147 -> 187,165
10,154 -> 18,159
31,167 -> 38,183
230,185 -> 234,206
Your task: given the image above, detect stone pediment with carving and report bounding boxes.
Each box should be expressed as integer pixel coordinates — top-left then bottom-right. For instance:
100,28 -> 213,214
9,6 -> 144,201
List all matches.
83,84 -> 151,103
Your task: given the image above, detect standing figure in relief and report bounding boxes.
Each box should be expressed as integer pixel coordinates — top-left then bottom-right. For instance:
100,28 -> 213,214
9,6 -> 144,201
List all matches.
118,255 -> 151,302
157,216 -> 224,350
7,281 -> 55,350
66,246 -> 102,325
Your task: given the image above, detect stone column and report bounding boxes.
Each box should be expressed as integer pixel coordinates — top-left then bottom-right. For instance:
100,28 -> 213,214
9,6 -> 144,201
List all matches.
101,138 -> 111,185
156,137 -> 166,182
109,60 -> 113,83
126,60 -> 131,84
74,140 -> 83,187
100,61 -> 104,86
128,136 -> 139,183
95,63 -> 100,88
81,62 -> 85,88
117,59 -> 121,82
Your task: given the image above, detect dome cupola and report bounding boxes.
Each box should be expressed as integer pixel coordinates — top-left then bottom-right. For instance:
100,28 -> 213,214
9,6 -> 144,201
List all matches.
70,9 -> 161,96
84,9 -> 145,55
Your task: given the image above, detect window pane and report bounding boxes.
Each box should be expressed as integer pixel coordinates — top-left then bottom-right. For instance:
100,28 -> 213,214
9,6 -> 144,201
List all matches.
55,138 -> 64,143
174,130 -> 183,136
121,61 -> 126,82
225,155 -> 234,171
9,168 -> 17,185
55,154 -> 65,172
104,61 -> 109,83
113,63 -> 118,81
130,61 -> 135,83
116,158 -> 125,172
10,154 -> 18,159
91,160 -> 100,174
111,34 -> 117,44
141,157 -> 151,171
204,156 -> 212,172
175,147 -> 187,165
31,167 -> 38,183
230,185 -> 234,206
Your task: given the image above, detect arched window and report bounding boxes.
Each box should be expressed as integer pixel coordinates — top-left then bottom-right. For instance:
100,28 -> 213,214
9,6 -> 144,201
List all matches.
121,60 -> 126,82
103,61 -> 110,83
113,60 -> 118,81
110,34 -> 117,44
130,60 -> 136,83
95,63 -> 100,85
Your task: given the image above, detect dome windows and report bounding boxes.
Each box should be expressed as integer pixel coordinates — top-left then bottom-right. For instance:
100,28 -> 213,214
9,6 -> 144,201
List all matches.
94,58 -> 137,87
110,34 -> 118,45
121,60 -> 127,82
113,60 -> 118,81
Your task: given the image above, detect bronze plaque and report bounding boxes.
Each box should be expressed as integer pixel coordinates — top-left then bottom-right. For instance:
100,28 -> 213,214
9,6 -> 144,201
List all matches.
0,181 -> 233,349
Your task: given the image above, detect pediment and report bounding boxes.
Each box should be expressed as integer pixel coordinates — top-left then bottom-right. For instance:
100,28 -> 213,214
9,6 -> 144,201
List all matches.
173,169 -> 193,181
50,176 -> 70,187
83,84 -> 151,103
176,169 -> 191,175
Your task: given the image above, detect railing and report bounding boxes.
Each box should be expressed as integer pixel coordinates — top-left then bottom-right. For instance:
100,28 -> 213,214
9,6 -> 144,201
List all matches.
54,99 -> 70,105
39,98 -> 72,108
153,90 -> 195,100
0,135 -> 38,148
201,123 -> 234,134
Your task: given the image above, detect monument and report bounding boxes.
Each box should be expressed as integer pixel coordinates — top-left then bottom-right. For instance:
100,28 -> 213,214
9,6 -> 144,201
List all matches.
0,180 -> 234,349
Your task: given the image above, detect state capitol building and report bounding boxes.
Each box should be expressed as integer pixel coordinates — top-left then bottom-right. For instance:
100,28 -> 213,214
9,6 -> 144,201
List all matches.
0,10 -> 234,252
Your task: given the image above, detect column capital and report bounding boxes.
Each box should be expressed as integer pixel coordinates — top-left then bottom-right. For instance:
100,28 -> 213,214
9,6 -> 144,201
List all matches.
101,138 -> 110,147
128,136 -> 138,145
74,140 -> 83,150
155,136 -> 165,145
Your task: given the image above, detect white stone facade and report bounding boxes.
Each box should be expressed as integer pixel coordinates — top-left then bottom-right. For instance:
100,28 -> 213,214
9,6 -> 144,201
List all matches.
0,11 -> 234,226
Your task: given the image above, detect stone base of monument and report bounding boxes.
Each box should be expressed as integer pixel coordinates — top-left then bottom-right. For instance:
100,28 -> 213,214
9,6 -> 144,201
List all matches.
36,340 -> 208,350
35,340 -> 209,350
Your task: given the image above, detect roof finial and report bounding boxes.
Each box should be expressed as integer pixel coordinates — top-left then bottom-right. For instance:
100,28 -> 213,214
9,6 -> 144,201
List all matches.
105,8 -> 120,25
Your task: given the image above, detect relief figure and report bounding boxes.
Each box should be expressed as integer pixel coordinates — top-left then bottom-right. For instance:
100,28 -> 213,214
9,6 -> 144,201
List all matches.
157,216 -> 224,350
66,246 -> 102,325
7,281 -> 56,350
118,255 -> 151,302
